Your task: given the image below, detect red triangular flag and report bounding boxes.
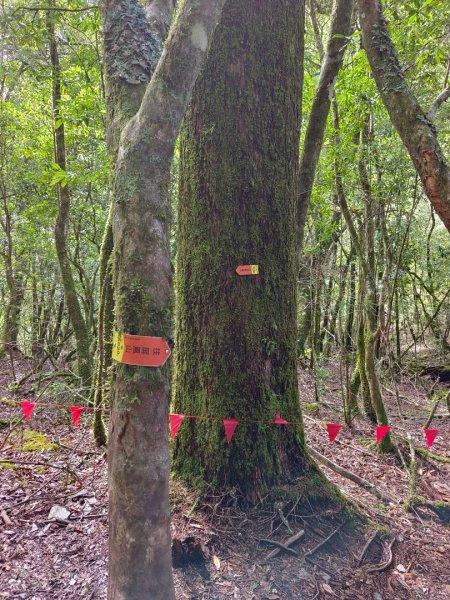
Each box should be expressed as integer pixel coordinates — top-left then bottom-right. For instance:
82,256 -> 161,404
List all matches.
326,423 -> 341,442
70,406 -> 86,427
376,425 -> 391,444
21,401 -> 35,421
223,418 -> 239,444
169,414 -> 185,439
273,412 -> 289,425
424,428 -> 438,448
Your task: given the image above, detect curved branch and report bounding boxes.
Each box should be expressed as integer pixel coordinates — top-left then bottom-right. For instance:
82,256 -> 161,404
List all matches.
427,86 -> 450,122
297,0 -> 354,254
358,0 -> 450,232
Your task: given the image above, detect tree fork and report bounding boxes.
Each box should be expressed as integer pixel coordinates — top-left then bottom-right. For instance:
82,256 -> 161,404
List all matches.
105,0 -> 226,597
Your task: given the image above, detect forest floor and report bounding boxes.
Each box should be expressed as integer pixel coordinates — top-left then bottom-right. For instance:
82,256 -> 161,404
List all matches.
0,353 -> 449,600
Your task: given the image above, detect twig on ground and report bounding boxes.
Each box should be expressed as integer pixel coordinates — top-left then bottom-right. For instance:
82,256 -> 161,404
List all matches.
1,509 -> 12,525
305,555 -> 335,576
69,513 -> 107,521
259,538 -> 298,556
357,530 -> 378,566
261,529 -> 305,562
304,523 -> 343,561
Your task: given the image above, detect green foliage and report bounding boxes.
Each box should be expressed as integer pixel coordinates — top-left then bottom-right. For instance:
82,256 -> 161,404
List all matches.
0,0 -> 108,359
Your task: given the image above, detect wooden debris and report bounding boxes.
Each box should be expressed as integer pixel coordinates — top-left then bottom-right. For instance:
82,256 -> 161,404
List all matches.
304,523 -> 343,561
1,509 -> 12,526
261,529 -> 305,562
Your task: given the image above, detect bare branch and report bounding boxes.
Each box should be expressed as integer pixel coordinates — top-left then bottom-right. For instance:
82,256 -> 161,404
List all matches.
427,86 -> 450,122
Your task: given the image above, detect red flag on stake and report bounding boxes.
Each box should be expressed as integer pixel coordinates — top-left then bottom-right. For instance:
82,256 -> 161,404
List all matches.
424,428 -> 438,448
169,414 -> 185,439
70,406 -> 86,427
326,423 -> 341,442
223,419 -> 239,444
21,401 -> 35,421
273,412 -> 289,425
376,425 -> 391,444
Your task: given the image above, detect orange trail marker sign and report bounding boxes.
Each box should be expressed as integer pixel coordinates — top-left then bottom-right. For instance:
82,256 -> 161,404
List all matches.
236,264 -> 259,276
112,331 -> 171,367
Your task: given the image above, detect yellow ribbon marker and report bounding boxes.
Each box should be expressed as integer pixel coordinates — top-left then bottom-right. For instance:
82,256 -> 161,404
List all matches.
112,330 -> 125,362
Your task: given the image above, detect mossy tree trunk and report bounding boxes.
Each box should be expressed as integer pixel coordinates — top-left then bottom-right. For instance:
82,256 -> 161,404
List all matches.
104,1 -> 226,597
344,245 -> 356,353
0,193 -> 24,356
359,116 -> 392,452
334,100 -> 391,450
93,0 -> 174,445
172,0 -> 315,504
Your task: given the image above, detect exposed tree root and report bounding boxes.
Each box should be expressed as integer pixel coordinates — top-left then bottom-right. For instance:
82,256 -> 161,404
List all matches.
366,537 -> 395,573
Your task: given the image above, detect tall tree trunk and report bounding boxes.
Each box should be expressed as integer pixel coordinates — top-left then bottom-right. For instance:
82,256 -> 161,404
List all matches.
319,243 -> 337,354
358,0 -> 450,232
105,1 -> 226,597
324,245 -> 354,356
359,116 -> 392,450
46,10 -> 92,390
172,0 -> 316,503
344,245 -> 356,352
0,187 -> 24,356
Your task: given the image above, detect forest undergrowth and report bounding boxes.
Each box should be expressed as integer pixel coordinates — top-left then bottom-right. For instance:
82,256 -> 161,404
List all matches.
0,353 -> 449,600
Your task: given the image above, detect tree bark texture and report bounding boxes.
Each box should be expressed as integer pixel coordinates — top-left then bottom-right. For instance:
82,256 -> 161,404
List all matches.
93,0 -> 176,444
106,1 -> 226,598
358,0 -> 450,232
172,0 -> 314,503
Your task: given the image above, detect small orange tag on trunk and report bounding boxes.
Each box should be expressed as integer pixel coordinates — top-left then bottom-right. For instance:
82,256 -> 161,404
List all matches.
236,264 -> 259,275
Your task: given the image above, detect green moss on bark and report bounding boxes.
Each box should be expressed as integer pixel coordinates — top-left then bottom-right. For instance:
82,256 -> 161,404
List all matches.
172,0 -> 310,503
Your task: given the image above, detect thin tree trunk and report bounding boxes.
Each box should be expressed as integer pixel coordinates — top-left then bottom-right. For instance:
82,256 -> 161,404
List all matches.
334,101 -> 391,450
93,0 -> 176,445
46,9 -> 92,390
324,245 -> 354,356
344,246 -> 356,352
297,0 -> 353,253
